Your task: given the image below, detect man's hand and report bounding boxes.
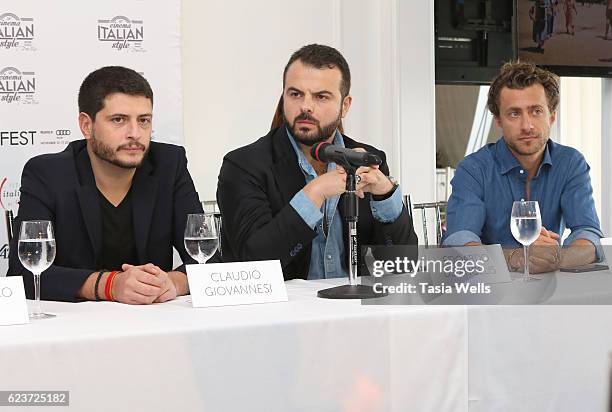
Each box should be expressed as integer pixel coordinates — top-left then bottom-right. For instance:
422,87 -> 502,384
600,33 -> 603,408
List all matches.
529,228 -> 561,273
121,263 -> 178,303
110,263 -> 164,304
303,167 -> 347,208
355,165 -> 394,198
508,228 -> 561,273
350,148 -> 393,198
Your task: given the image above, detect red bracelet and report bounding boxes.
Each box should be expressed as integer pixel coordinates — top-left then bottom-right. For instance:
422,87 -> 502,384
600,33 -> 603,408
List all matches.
105,271 -> 120,301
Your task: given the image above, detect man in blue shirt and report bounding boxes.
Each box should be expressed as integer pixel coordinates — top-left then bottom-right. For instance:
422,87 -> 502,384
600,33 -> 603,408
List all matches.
217,44 -> 417,280
444,61 -> 602,273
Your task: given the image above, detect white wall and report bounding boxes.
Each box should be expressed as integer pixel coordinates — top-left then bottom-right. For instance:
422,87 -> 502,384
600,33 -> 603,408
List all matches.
602,78 -> 612,236
181,0 -> 437,205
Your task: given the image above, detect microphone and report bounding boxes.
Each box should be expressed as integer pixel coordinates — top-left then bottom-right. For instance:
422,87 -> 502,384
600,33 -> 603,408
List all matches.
311,142 -> 382,168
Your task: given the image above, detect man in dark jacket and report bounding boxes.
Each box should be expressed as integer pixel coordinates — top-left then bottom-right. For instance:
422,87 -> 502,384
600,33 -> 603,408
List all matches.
8,66 -> 204,303
217,44 -> 417,280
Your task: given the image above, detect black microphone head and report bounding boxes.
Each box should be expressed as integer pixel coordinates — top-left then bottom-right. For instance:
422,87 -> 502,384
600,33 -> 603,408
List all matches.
311,141 -> 331,162
363,153 -> 382,166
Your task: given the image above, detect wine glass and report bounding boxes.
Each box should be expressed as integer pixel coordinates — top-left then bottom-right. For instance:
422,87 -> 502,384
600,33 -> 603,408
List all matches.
184,213 -> 219,264
510,201 -> 542,280
18,220 -> 56,319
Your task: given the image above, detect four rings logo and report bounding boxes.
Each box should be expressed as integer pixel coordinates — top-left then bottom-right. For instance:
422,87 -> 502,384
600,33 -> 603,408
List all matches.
56,129 -> 71,138
97,16 -> 144,52
0,13 -> 35,51
0,67 -> 36,104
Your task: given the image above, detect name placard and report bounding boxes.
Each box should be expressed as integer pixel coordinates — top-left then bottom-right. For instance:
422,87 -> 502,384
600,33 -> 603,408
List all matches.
186,260 -> 288,308
0,277 -> 29,326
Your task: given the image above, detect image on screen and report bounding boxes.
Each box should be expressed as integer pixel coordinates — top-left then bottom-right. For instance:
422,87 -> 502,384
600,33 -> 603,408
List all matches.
517,0 -> 612,69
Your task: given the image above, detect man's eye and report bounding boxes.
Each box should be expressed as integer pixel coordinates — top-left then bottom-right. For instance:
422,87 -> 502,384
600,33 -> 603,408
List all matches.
289,91 -> 301,98
533,108 -> 543,116
509,112 -> 519,118
139,118 -> 152,125
317,95 -> 329,101
111,117 -> 124,124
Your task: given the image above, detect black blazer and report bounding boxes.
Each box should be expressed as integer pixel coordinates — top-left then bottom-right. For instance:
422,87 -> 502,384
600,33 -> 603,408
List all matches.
7,140 -> 204,302
217,126 -> 418,279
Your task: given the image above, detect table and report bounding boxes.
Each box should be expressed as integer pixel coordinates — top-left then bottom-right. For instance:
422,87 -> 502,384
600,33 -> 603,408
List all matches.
466,267 -> 612,412
0,278 -> 467,412
5,269 -> 612,412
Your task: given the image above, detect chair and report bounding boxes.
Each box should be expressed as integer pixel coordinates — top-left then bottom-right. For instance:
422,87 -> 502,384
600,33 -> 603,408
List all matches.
4,210 -> 14,246
404,195 -> 447,246
201,201 -> 223,257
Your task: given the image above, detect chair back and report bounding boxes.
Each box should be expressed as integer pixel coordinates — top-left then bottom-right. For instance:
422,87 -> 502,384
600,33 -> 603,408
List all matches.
403,195 -> 447,246
4,210 -> 14,246
201,201 -> 223,258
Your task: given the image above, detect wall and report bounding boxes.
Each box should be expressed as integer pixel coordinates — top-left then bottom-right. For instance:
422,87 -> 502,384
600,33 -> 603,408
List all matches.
181,0 -> 437,206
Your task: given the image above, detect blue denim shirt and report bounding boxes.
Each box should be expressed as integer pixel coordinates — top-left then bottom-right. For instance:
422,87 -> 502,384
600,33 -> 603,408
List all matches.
287,129 -> 403,279
443,138 -> 603,250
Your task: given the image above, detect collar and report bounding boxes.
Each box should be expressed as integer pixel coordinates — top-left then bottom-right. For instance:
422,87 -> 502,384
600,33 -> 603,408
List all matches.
495,137 -> 553,176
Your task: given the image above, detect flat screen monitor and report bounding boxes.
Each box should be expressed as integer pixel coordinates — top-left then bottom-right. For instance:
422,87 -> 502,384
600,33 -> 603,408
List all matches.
516,0 -> 612,77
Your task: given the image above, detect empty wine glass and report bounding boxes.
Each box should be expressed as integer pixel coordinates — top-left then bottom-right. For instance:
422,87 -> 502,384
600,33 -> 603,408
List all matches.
510,201 -> 542,280
184,213 -> 219,264
18,220 -> 56,319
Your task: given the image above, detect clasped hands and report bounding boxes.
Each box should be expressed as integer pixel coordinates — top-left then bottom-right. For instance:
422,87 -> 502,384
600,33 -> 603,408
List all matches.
509,227 -> 561,274
112,263 -> 178,304
304,148 -> 394,207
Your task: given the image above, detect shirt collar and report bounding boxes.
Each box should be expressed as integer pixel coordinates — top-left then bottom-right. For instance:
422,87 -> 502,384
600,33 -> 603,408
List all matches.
495,137 -> 554,175
286,127 -> 344,177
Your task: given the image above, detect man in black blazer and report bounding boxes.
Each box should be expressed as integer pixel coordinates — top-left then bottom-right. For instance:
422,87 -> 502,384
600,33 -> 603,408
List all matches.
7,66 -> 203,303
217,44 -> 417,280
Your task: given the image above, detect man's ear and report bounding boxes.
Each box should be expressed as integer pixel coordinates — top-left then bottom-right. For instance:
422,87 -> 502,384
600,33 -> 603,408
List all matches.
549,110 -> 557,125
493,115 -> 502,129
341,95 -> 352,118
79,112 -> 94,140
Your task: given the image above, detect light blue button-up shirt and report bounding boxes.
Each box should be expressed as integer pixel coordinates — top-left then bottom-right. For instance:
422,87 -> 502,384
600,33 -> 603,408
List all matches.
287,129 -> 404,279
443,138 -> 603,251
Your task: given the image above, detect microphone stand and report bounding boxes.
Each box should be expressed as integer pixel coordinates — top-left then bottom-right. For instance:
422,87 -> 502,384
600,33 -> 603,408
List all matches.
317,162 -> 387,299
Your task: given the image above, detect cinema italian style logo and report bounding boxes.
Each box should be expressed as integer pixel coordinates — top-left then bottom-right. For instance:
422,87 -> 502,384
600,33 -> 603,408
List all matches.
0,177 -> 19,212
97,15 -> 145,52
0,12 -> 35,51
0,67 -> 37,104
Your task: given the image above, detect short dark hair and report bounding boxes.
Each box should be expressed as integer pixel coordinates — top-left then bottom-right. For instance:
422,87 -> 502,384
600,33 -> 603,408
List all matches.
78,66 -> 153,119
487,61 -> 559,117
282,44 -> 351,99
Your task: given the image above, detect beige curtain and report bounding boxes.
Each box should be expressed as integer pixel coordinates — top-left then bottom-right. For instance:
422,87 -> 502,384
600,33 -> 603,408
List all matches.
558,77 -> 602,217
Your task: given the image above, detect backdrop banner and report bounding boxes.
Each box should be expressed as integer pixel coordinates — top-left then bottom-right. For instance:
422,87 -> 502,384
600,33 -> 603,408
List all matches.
0,0 -> 183,275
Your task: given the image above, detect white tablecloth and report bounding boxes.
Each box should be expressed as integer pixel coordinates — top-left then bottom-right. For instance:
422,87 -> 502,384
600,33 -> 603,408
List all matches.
0,278 -> 467,412
5,270 -> 612,412
467,268 -> 612,412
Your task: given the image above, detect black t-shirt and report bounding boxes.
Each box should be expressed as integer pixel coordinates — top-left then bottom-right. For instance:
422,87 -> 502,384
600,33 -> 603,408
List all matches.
99,189 -> 138,270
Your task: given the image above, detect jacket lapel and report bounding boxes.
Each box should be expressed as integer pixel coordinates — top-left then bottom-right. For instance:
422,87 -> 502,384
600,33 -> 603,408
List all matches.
271,126 -> 307,204
74,144 -> 103,265
130,156 -> 158,262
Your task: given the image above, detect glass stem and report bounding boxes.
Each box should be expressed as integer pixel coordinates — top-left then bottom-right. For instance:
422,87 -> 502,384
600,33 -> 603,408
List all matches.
523,245 -> 529,279
33,273 -> 41,317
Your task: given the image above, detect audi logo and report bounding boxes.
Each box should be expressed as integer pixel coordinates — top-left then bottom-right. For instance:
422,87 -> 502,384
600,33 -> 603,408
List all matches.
55,129 -> 71,137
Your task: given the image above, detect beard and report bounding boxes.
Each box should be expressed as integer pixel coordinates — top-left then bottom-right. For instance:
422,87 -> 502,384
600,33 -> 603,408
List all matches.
505,130 -> 548,156
284,111 -> 342,147
90,132 -> 148,169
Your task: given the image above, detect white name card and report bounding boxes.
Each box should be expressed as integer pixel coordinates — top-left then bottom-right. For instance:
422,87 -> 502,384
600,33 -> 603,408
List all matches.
186,260 -> 288,308
0,277 -> 30,326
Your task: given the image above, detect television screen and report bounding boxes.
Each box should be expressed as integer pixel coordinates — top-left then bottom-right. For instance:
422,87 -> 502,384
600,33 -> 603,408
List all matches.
516,0 -> 612,76
435,0 -> 513,84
